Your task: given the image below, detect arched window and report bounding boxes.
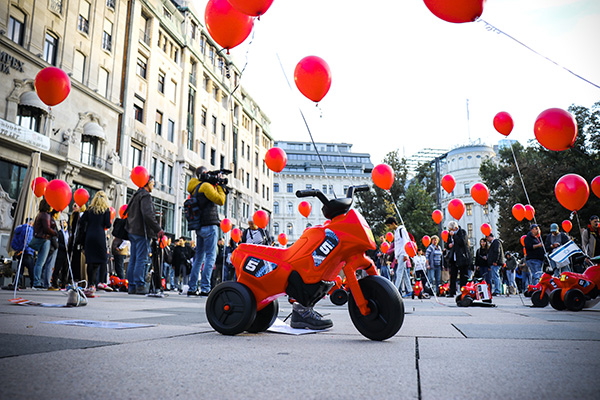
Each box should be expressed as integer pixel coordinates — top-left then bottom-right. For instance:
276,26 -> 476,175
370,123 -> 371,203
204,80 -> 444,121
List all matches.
17,91 -> 47,133
273,223 -> 279,235
287,223 -> 293,236
287,202 -> 293,215
273,201 -> 279,214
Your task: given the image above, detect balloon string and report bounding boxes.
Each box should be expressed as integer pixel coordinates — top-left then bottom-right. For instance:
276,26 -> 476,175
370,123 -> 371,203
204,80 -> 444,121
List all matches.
275,52 -> 335,198
573,211 -> 589,257
386,189 -> 406,227
478,19 -> 600,90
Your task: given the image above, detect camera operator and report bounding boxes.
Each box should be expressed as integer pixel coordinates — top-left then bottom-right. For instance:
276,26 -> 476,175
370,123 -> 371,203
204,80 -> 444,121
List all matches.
186,166 -> 227,296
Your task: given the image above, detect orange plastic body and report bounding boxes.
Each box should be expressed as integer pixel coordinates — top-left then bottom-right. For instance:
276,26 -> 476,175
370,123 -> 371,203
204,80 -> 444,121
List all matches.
557,264 -> 600,300
529,272 -> 560,295
459,279 -> 491,301
231,209 -> 377,314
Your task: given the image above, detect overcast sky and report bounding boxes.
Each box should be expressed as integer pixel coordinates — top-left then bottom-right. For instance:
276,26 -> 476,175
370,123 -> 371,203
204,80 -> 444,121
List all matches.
223,0 -> 600,164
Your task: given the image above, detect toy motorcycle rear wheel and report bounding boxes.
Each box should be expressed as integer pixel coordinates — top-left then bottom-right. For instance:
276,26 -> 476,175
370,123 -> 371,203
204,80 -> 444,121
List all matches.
549,289 -> 566,311
459,295 -> 473,307
206,282 -> 257,335
564,289 -> 585,312
330,288 -> 348,306
531,290 -> 549,307
247,299 -> 279,333
348,276 -> 404,341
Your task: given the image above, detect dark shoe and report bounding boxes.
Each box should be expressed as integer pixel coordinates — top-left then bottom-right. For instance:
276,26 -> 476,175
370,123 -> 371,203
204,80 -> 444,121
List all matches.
187,289 -> 201,297
199,291 -> 210,297
291,307 -> 333,330
128,286 -> 136,295
135,286 -> 148,295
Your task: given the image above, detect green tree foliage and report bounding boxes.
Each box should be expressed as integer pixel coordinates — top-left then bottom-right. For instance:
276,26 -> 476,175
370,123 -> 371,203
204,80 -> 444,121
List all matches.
356,150 -> 437,246
480,102 -> 600,254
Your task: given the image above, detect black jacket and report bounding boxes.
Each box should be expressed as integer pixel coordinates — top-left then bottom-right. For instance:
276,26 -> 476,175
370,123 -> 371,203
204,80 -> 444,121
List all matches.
187,178 -> 226,227
524,231 -> 545,261
487,239 -> 504,267
544,232 -> 569,251
448,227 -> 470,267
125,188 -> 162,238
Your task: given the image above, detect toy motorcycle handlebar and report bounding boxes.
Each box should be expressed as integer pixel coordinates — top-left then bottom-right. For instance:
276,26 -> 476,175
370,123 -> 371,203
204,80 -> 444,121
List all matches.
296,185 -> 370,205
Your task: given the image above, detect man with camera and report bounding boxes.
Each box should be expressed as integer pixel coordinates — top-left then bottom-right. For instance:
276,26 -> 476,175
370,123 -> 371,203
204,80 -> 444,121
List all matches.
186,166 -> 227,296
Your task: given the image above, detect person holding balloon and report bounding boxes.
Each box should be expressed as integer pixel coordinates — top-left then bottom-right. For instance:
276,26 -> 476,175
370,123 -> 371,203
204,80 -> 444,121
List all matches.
544,223 -> 570,275
523,224 -> 546,284
582,215 -> 599,259
79,191 -> 112,292
446,221 -> 470,297
28,199 -> 58,289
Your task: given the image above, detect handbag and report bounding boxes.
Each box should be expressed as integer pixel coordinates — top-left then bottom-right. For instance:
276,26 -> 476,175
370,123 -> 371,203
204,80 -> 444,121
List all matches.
112,218 -> 129,240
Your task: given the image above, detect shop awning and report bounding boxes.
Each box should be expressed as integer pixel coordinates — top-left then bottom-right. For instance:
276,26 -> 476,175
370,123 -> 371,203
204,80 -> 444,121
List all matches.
83,121 -> 105,140
19,91 -> 48,112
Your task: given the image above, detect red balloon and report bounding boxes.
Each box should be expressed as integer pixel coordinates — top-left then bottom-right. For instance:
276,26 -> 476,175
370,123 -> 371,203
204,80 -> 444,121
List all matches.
555,173 -> 589,211
372,164 -> 395,190
220,218 -> 232,233
422,235 -> 431,248
73,188 -> 89,207
298,201 -> 312,218
227,0 -> 273,17
471,183 -> 489,205
441,230 -> 449,243
493,111 -> 514,136
253,209 -> 269,229
109,207 -> 116,221
205,0 -> 253,52
44,179 -> 72,212
231,228 -> 242,243
520,235 -> 526,247
159,235 -> 168,249
380,242 -> 390,253
441,174 -> 456,194
524,205 -> 535,221
405,241 -> 418,258
119,204 -> 127,219
265,147 -> 287,173
481,223 -> 491,237
34,67 -> 71,106
294,56 -> 332,103
534,108 -> 578,151
591,176 -> 600,199
432,209 -> 443,225
31,177 -> 48,198
512,204 -> 525,222
448,199 -> 465,220
423,0 -> 486,24
278,233 -> 288,246
131,165 -> 149,188
562,220 -> 572,233
386,232 -> 394,243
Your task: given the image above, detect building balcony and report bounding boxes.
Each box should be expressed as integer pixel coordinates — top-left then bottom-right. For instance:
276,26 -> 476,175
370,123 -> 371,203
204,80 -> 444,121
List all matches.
80,152 -> 113,173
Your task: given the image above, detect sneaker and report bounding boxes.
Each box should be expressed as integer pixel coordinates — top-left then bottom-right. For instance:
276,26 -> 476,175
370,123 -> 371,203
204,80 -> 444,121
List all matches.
199,291 -> 210,297
48,287 -> 59,291
32,286 -> 45,290
135,286 -> 148,295
128,286 -> 136,295
290,306 -> 333,330
187,289 -> 201,297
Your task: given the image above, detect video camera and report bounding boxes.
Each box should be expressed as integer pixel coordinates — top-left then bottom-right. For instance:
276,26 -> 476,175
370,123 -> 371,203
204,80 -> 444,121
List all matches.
200,168 -> 232,187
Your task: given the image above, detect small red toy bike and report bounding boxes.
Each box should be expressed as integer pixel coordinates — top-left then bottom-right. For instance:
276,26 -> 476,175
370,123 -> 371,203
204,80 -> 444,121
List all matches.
439,281 -> 450,297
206,186 -> 405,341
549,262 -> 600,311
456,277 -> 494,307
109,275 -> 128,291
412,278 -> 429,299
528,272 -> 560,308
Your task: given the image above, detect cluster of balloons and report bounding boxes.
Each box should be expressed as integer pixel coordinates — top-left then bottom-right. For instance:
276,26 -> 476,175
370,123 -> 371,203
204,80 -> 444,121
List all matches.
379,232 -> 394,253
511,203 -> 535,221
204,0 -> 254,53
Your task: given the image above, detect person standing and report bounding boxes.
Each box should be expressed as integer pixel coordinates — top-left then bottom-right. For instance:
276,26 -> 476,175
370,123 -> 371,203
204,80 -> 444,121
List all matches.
241,219 -> 272,245
446,220 -> 470,297
68,203 -> 84,282
126,175 -> 164,295
42,209 -> 60,289
413,248 -> 428,289
545,223 -> 570,274
475,238 -> 489,282
29,199 -> 57,289
222,238 -> 237,282
10,218 -> 34,288
385,217 -> 412,297
80,191 -> 112,292
504,252 -> 518,295
50,220 -> 69,289
186,167 -> 226,296
111,237 -> 128,280
486,233 -> 505,296
172,237 -> 192,291
582,215 -> 599,258
524,224 -> 545,284
425,235 -> 443,293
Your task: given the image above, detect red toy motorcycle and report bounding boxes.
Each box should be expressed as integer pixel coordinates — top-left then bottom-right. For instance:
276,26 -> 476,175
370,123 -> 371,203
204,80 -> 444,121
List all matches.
549,263 -> 600,311
206,186 -> 405,341
528,272 -> 560,307
439,281 -> 450,297
412,278 -> 428,299
456,277 -> 494,307
109,275 -> 128,291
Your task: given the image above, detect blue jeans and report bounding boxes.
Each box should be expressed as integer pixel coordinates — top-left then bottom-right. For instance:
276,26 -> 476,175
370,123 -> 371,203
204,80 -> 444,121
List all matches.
506,270 -> 516,289
526,259 -> 544,284
189,225 -> 219,292
379,263 -> 391,280
43,249 -> 58,288
32,239 -> 51,287
163,262 -> 175,289
428,267 -> 441,291
491,265 -> 502,294
394,259 -> 412,295
127,233 -> 151,289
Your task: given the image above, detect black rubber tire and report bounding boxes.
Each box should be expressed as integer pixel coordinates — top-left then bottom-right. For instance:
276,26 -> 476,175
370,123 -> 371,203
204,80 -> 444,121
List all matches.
348,275 -> 404,341
531,290 -> 549,308
455,294 -> 462,305
247,299 -> 279,333
549,289 -> 566,311
564,289 -> 585,312
330,289 -> 349,306
524,290 -> 533,298
206,282 -> 257,335
460,295 -> 473,307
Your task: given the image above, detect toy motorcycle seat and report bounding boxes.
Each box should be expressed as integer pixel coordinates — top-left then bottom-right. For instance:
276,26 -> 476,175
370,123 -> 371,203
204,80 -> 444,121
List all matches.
322,198 -> 353,220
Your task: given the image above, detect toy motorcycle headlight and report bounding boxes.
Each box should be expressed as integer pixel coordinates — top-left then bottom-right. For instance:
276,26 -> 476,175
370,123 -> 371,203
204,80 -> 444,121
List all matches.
560,275 -> 567,282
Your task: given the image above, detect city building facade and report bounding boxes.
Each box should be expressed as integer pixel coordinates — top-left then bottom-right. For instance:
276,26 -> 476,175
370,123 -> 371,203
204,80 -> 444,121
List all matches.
0,0 -> 273,256
272,140 -> 373,244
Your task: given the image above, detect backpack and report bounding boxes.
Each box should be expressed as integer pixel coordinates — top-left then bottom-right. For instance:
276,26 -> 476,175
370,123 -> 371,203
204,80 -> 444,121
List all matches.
183,183 -> 202,231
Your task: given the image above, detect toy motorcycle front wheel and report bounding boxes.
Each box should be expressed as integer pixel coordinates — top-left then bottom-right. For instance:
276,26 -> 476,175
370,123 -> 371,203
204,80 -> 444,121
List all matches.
348,276 -> 404,341
531,290 -> 549,307
247,299 -> 279,333
330,289 -> 348,306
206,282 -> 257,335
549,289 -> 566,311
564,289 -> 585,312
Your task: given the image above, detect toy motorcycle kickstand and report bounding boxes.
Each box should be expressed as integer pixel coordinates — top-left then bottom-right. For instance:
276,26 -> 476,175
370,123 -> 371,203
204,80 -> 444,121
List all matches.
205,185 -> 405,341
